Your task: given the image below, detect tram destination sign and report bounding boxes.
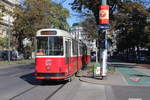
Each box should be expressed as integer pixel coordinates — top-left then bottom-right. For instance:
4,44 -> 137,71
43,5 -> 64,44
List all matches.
41,31 -> 57,35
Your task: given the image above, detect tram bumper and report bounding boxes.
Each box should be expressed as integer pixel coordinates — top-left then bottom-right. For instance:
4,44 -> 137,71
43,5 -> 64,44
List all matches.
35,72 -> 66,79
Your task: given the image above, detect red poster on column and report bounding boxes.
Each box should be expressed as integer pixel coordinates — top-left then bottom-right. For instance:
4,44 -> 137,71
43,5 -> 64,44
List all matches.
99,5 -> 109,24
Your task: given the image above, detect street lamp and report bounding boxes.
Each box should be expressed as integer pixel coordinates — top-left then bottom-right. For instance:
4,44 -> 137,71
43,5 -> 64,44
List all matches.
8,16 -> 11,62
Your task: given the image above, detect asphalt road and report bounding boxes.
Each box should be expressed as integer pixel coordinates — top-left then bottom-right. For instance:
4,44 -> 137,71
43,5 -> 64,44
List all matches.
0,63 -> 150,100
0,64 -> 66,100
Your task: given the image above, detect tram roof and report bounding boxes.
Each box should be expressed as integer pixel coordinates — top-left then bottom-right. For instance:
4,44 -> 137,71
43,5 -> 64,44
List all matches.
36,28 -> 74,39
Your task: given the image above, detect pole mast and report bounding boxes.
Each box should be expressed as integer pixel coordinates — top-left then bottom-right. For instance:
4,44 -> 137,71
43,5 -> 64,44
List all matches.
99,0 -> 109,77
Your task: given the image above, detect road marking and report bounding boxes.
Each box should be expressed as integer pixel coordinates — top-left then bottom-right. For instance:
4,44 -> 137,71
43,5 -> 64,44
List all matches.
118,71 -> 128,85
117,67 -> 150,85
128,98 -> 142,100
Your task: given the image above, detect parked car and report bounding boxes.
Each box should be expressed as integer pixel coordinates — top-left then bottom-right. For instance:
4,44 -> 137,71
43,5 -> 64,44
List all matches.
0,51 -> 4,61
128,56 -> 137,62
0,50 -> 24,61
1,50 -> 13,60
137,54 -> 149,63
17,52 -> 24,60
145,56 -> 150,63
139,56 -> 146,62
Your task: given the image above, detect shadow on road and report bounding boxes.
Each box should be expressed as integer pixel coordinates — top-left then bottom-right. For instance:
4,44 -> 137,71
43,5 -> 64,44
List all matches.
20,73 -> 41,85
20,73 -> 67,86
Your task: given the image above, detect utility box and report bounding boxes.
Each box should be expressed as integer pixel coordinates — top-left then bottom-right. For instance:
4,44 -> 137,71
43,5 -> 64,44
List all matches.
93,63 -> 103,79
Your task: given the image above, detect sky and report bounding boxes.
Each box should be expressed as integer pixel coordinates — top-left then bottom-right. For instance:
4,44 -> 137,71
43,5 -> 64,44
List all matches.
53,0 -> 82,27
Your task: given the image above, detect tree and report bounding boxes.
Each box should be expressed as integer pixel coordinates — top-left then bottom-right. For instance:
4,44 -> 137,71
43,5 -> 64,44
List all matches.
80,15 -> 98,40
71,0 -> 124,24
71,0 -> 150,56
0,37 -> 7,49
0,4 -> 6,23
0,4 -> 3,21
13,0 -> 69,52
0,3 -> 12,22
0,3 -> 5,17
144,24 -> 150,53
115,2 -> 149,52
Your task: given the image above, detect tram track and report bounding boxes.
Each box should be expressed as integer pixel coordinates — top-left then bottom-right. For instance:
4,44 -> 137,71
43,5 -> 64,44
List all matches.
44,83 -> 66,100
9,82 -> 66,100
9,85 -> 38,100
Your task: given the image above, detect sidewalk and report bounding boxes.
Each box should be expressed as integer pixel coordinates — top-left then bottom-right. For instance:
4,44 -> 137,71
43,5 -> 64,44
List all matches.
0,62 -> 34,69
79,70 -> 128,86
79,62 -> 128,86
136,64 -> 150,75
79,62 -> 150,86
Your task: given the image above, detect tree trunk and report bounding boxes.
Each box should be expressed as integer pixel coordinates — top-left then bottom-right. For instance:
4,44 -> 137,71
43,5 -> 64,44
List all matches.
136,46 -> 140,63
17,35 -> 24,53
127,49 -> 129,62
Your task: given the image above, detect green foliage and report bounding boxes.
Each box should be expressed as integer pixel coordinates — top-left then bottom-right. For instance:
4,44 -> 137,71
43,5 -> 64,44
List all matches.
0,4 -> 5,21
88,62 -> 99,73
71,0 -> 99,24
144,26 -> 150,47
71,0 -> 150,55
71,0 -> 124,40
0,59 -> 34,65
12,0 -> 69,52
71,0 -> 126,24
88,62 -> 115,73
0,37 -> 7,49
115,2 -> 149,52
80,15 -> 98,40
0,4 -> 12,22
107,64 -> 116,73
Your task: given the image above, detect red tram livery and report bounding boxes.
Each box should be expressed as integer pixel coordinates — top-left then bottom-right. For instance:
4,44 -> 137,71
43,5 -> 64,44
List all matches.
35,29 -> 90,80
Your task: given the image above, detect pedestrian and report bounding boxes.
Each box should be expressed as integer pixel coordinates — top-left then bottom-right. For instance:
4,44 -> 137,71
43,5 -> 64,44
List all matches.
36,49 -> 45,56
12,49 -> 19,60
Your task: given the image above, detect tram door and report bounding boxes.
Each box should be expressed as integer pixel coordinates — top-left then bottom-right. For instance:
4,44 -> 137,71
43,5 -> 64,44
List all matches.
65,40 -> 71,75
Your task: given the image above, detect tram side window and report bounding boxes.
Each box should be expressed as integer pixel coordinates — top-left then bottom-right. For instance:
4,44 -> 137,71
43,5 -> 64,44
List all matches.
72,40 -> 75,55
79,44 -> 83,56
75,42 -> 78,55
72,40 -> 78,56
65,41 -> 69,63
83,46 -> 87,56
80,46 -> 83,56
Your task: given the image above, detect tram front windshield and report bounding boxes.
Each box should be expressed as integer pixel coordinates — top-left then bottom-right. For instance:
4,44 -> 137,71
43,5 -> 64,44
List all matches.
36,36 -> 63,56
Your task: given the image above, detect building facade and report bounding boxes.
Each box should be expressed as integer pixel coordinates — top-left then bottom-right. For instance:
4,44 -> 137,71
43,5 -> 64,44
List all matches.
70,24 -> 97,52
0,0 -> 19,37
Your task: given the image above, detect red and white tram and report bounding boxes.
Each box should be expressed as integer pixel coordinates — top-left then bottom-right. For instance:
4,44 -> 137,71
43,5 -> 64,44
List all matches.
35,29 -> 90,80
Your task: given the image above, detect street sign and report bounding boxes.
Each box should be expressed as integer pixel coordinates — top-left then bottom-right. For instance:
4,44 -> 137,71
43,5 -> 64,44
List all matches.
99,5 -> 109,24
98,24 -> 110,30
